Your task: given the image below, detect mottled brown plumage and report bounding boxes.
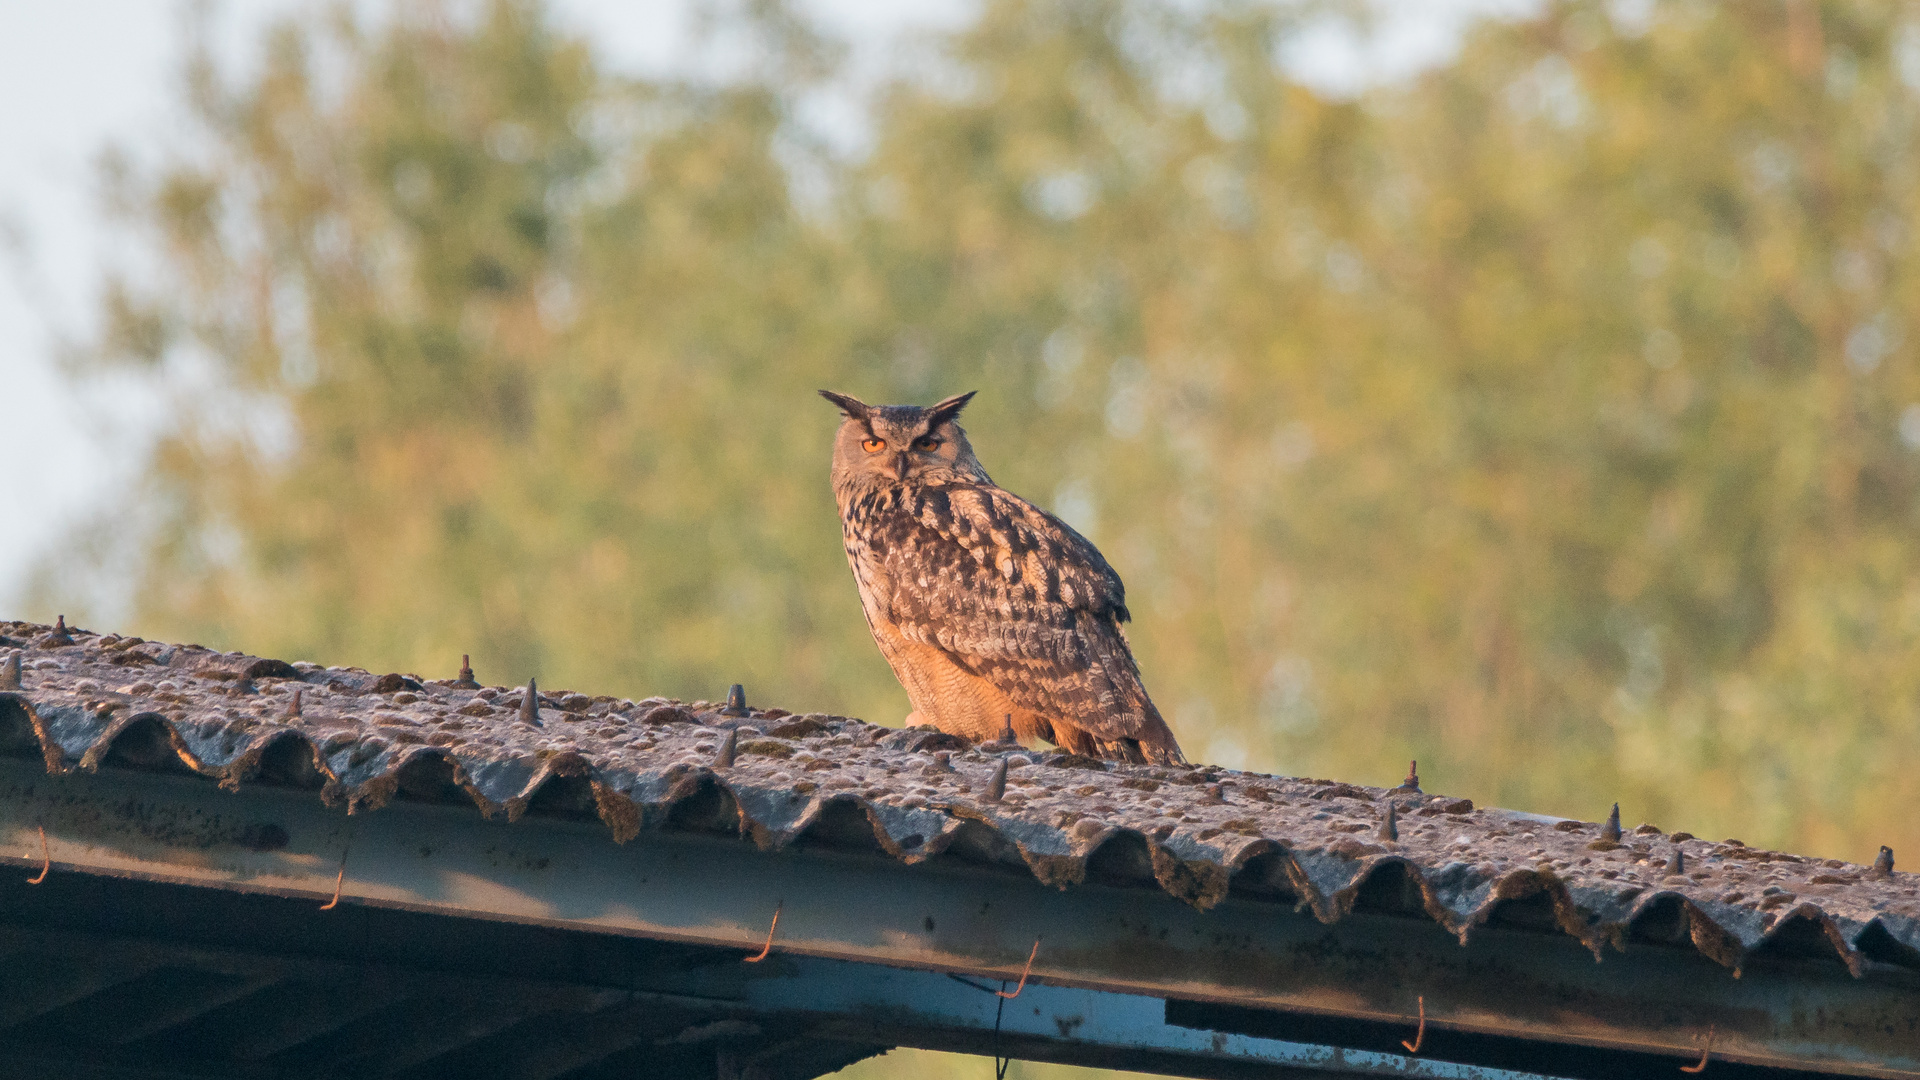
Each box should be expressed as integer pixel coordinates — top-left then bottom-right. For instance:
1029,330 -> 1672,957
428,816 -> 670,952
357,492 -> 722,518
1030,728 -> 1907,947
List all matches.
821,390 -> 1185,765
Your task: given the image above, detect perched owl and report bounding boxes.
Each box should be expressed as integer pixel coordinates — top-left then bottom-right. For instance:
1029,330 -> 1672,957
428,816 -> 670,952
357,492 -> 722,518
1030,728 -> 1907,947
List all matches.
821,389 -> 1186,765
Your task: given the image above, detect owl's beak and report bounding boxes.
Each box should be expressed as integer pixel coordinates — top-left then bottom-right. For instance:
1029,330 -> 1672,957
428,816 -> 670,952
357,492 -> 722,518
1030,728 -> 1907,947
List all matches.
892,453 -> 911,481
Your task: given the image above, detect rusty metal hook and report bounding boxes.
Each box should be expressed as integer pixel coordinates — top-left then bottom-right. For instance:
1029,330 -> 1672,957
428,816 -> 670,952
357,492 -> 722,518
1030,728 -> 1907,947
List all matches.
744,903 -> 782,962
1680,1025 -> 1714,1074
26,826 -> 49,885
319,847 -> 348,910
1401,995 -> 1425,1054
995,938 -> 1041,999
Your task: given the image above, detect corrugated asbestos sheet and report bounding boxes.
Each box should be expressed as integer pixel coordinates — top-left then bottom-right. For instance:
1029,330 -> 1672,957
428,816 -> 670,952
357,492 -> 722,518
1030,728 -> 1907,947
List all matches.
2,618 -> 1913,980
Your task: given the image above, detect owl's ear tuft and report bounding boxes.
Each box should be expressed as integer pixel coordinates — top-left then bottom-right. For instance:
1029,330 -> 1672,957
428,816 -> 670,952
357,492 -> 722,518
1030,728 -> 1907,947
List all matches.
818,390 -> 870,419
927,390 -> 977,428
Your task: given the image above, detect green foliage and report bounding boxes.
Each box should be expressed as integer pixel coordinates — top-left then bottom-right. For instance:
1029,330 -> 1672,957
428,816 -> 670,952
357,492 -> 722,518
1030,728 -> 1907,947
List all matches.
44,0 -> 1920,942
836,1050 -> 1159,1080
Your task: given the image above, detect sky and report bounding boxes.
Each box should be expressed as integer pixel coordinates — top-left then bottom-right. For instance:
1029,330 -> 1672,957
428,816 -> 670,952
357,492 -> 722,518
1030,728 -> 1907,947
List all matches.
0,0 -> 1528,619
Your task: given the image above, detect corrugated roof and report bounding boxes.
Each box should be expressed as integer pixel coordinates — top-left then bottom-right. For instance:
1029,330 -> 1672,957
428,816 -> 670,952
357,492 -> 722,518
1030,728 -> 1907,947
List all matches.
3,618 -> 1915,980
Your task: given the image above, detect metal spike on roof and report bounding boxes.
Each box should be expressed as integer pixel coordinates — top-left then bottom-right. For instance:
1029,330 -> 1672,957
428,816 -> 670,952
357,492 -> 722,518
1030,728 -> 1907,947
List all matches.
520,678 -> 542,727
985,759 -> 1007,803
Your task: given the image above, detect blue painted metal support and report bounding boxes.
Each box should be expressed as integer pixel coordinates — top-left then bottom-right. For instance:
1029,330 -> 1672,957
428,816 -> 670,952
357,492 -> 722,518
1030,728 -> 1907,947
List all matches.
719,956 -> 1564,1079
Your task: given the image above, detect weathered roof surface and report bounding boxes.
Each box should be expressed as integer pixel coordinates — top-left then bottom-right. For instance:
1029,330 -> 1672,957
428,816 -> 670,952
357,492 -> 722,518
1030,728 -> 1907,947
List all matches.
3,618 -> 1915,979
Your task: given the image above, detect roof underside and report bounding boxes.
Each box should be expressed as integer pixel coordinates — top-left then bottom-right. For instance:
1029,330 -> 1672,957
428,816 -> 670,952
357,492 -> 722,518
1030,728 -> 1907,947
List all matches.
1,620 -> 1917,1078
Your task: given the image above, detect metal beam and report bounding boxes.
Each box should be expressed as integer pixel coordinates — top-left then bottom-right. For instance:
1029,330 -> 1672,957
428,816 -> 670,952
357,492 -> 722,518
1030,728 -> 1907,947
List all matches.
0,1047 -> 242,1080
223,978 -> 420,1061
694,958 -> 1571,1080
0,952 -> 163,1030
106,974 -> 282,1045
490,1000 -> 682,1080
0,757 -> 1914,1078
355,990 -> 611,1078
0,881 -> 1845,1080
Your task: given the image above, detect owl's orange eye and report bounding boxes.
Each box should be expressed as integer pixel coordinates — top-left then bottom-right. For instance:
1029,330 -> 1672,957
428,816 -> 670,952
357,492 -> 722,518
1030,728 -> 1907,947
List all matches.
861,437 -> 886,453
913,436 -> 941,451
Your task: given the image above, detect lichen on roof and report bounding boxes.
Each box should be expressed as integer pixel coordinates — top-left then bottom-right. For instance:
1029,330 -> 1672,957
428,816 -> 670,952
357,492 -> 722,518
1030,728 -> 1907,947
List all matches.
1,618 -> 1915,978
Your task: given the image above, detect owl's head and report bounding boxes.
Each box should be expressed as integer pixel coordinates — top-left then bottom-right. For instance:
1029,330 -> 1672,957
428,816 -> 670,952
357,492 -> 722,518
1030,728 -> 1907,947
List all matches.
820,390 -> 991,489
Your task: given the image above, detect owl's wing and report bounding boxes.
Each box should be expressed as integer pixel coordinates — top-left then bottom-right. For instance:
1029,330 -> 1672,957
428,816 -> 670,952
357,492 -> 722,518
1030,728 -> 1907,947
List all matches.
872,482 -> 1184,763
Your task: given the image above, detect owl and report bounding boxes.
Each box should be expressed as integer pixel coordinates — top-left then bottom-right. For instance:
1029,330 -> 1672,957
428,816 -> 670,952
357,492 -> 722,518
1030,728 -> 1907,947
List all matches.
821,389 -> 1186,765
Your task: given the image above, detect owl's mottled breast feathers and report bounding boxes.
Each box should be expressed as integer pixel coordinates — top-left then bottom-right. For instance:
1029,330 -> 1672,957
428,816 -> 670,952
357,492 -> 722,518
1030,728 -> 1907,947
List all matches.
846,482 -> 1126,627
845,479 -> 1175,756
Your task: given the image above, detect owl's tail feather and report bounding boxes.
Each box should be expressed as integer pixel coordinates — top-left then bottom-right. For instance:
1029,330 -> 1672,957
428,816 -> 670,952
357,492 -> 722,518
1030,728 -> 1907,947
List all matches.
1054,702 -> 1188,765
1134,737 -> 1189,767
1130,699 -> 1188,766
1089,732 -> 1187,767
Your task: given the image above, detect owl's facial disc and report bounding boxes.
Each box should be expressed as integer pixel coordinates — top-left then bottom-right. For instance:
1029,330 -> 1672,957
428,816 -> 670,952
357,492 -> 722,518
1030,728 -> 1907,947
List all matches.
849,417 -> 958,483
827,391 -> 991,491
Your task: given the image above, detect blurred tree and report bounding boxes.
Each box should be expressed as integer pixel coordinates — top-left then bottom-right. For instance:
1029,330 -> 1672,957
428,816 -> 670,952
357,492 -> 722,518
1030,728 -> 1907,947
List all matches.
53,0 -> 901,720
39,0 -> 1920,968
840,0 -> 1920,863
